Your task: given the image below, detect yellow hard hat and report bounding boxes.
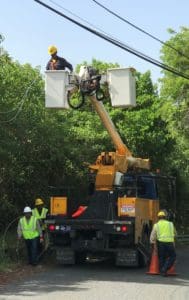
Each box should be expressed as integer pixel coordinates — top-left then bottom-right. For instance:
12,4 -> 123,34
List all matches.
35,198 -> 44,206
48,45 -> 57,55
157,211 -> 166,217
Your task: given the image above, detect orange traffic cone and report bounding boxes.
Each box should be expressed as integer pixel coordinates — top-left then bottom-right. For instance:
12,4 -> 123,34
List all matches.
146,247 -> 160,275
167,262 -> 178,276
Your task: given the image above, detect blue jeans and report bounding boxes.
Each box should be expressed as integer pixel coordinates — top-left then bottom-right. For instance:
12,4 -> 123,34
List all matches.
157,241 -> 176,273
25,237 -> 39,265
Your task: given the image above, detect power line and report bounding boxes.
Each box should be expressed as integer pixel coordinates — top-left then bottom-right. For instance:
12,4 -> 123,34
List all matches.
0,78 -> 37,123
34,0 -> 189,80
48,0 -> 142,55
48,0 -> 110,36
92,0 -> 189,61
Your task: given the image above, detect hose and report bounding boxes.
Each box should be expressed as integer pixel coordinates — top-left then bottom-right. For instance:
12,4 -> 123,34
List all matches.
37,233 -> 50,261
67,90 -> 85,109
1,217 -> 20,258
96,88 -> 105,101
2,217 -> 50,263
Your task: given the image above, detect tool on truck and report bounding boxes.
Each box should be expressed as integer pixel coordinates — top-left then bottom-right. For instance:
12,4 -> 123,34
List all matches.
44,66 -> 176,266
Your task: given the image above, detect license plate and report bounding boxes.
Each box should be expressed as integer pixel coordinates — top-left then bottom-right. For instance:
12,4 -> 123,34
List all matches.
60,225 -> 71,232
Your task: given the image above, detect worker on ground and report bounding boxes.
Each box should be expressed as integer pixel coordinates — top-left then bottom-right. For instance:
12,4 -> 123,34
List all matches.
32,198 -> 48,254
150,210 -> 176,276
46,45 -> 73,72
32,198 -> 48,229
17,206 -> 43,266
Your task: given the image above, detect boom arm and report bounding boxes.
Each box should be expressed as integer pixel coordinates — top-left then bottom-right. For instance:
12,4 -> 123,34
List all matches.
89,95 -> 150,190
90,95 -> 131,156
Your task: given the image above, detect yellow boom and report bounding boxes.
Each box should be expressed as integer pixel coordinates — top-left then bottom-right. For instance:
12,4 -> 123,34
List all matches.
89,95 -> 150,190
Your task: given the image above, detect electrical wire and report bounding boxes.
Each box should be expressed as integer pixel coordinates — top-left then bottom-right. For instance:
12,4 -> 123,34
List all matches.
0,106 -> 20,114
34,0 -> 189,80
0,78 -> 38,123
48,0 -> 145,59
1,217 -> 20,258
49,0 -> 109,36
92,0 -> 189,61
48,0 -> 128,46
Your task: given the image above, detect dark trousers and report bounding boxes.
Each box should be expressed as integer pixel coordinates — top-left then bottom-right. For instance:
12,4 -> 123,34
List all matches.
37,230 -> 46,258
25,237 -> 39,265
157,241 -> 176,273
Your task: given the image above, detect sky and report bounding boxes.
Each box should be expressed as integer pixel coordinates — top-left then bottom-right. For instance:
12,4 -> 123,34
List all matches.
0,0 -> 189,84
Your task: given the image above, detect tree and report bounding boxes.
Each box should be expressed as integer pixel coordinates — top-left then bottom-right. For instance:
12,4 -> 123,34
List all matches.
160,27 -> 189,227
0,53 -> 172,228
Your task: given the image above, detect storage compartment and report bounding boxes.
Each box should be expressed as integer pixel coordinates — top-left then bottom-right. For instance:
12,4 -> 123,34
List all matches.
118,197 -> 135,217
50,196 -> 67,215
107,68 -> 136,107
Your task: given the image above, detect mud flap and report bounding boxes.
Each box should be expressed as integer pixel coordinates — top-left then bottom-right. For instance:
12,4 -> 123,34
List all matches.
56,248 -> 75,265
115,249 -> 138,266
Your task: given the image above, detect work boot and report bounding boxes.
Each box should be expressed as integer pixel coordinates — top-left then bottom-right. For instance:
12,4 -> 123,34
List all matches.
161,272 -> 168,277
160,268 -> 167,277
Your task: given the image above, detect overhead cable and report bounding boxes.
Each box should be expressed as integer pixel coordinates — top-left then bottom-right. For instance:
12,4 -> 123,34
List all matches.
48,0 -> 112,36
92,0 -> 189,61
34,0 -> 189,80
0,78 -> 37,123
48,0 -> 140,53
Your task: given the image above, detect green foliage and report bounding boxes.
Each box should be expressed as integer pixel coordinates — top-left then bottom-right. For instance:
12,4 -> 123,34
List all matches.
76,58 -> 119,73
160,27 -> 189,219
0,53 -> 175,228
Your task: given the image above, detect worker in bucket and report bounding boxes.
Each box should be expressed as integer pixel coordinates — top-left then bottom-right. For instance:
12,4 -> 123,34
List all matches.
17,206 -> 43,266
46,45 -> 73,72
150,210 -> 177,276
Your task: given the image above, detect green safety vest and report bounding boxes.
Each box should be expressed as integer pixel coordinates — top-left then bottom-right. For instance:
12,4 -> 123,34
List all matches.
20,216 -> 39,240
32,207 -> 48,220
155,220 -> 175,242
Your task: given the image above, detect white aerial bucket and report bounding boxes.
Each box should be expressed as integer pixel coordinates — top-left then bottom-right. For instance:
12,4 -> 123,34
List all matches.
107,68 -> 136,108
45,70 -> 70,109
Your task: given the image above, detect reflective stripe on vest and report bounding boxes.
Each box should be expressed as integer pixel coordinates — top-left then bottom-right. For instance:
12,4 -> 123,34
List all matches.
32,208 -> 48,220
155,220 -> 174,242
20,216 -> 39,240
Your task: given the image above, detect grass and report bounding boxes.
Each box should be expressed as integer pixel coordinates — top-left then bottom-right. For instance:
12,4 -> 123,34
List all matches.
0,256 -> 15,273
0,230 -> 25,272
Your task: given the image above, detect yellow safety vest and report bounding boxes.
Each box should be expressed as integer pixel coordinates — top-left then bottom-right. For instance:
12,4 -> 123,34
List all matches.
20,216 -> 39,240
155,220 -> 175,242
32,207 -> 48,220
